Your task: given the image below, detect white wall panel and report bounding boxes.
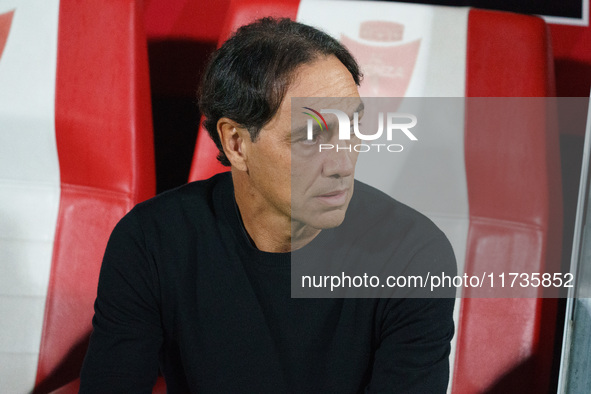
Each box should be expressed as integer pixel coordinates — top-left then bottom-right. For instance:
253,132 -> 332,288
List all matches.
0,0 -> 61,392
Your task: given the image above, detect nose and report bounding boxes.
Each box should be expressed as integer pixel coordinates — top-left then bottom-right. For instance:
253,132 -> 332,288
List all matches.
321,139 -> 356,178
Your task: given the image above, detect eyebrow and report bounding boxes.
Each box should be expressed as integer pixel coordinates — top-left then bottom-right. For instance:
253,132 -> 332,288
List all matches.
291,124 -> 308,137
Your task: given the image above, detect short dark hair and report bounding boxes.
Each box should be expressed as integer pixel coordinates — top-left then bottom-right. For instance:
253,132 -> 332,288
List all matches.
198,17 -> 362,166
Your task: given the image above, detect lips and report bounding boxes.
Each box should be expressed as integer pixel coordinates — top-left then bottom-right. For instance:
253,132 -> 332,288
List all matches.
316,188 -> 349,206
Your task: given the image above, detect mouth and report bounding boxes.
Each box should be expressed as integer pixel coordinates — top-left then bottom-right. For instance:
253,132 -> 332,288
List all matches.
316,189 -> 349,206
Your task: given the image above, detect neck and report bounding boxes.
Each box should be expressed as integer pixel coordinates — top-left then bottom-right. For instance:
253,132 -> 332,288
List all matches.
232,170 -> 320,253
291,221 -> 321,251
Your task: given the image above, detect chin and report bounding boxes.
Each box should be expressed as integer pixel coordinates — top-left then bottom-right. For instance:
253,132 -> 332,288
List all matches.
308,210 -> 348,230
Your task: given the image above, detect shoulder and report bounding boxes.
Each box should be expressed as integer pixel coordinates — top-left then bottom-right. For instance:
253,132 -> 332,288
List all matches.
108,172 -> 233,247
349,180 -> 456,276
296,180 -> 456,298
126,172 -> 232,223
136,172 -> 231,213
346,179 -> 447,244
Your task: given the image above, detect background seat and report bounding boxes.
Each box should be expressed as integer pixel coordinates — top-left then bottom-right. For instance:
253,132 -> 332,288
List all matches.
188,1 -> 562,392
0,0 -> 155,392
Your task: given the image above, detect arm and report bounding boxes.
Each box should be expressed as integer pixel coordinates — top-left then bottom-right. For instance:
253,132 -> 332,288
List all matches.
366,297 -> 455,393
80,210 -> 162,394
365,236 -> 456,393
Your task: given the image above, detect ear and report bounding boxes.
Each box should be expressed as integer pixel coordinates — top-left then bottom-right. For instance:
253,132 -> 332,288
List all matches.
217,117 -> 250,172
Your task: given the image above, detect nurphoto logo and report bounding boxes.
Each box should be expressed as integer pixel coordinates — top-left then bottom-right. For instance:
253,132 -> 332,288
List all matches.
302,107 -> 418,152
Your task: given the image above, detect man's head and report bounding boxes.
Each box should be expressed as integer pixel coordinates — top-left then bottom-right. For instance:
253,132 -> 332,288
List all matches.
199,18 -> 363,250
199,17 -> 361,166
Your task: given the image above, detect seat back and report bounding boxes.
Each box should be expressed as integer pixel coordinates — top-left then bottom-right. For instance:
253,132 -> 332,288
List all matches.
188,1 -> 561,392
0,1 -> 155,392
144,0 -> 230,42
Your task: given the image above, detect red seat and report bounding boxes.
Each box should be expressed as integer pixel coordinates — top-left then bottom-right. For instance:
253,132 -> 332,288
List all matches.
0,0 -> 155,392
144,0 -> 231,42
188,1 -> 561,393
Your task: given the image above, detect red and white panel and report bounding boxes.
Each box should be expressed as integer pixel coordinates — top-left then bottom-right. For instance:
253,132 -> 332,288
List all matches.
0,1 -> 61,392
457,10 -> 559,392
298,0 -> 468,98
37,1 -> 155,392
1,0 -> 155,392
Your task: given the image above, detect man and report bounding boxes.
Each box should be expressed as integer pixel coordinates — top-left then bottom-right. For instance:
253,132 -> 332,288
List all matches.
81,17 -> 455,393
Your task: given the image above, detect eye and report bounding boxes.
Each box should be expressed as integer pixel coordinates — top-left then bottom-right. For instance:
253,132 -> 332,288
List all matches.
295,126 -> 323,145
299,132 -> 320,145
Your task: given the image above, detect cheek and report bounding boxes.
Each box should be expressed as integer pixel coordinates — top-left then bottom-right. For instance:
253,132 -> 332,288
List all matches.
290,161 -> 323,208
350,150 -> 360,167
261,147 -> 291,199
